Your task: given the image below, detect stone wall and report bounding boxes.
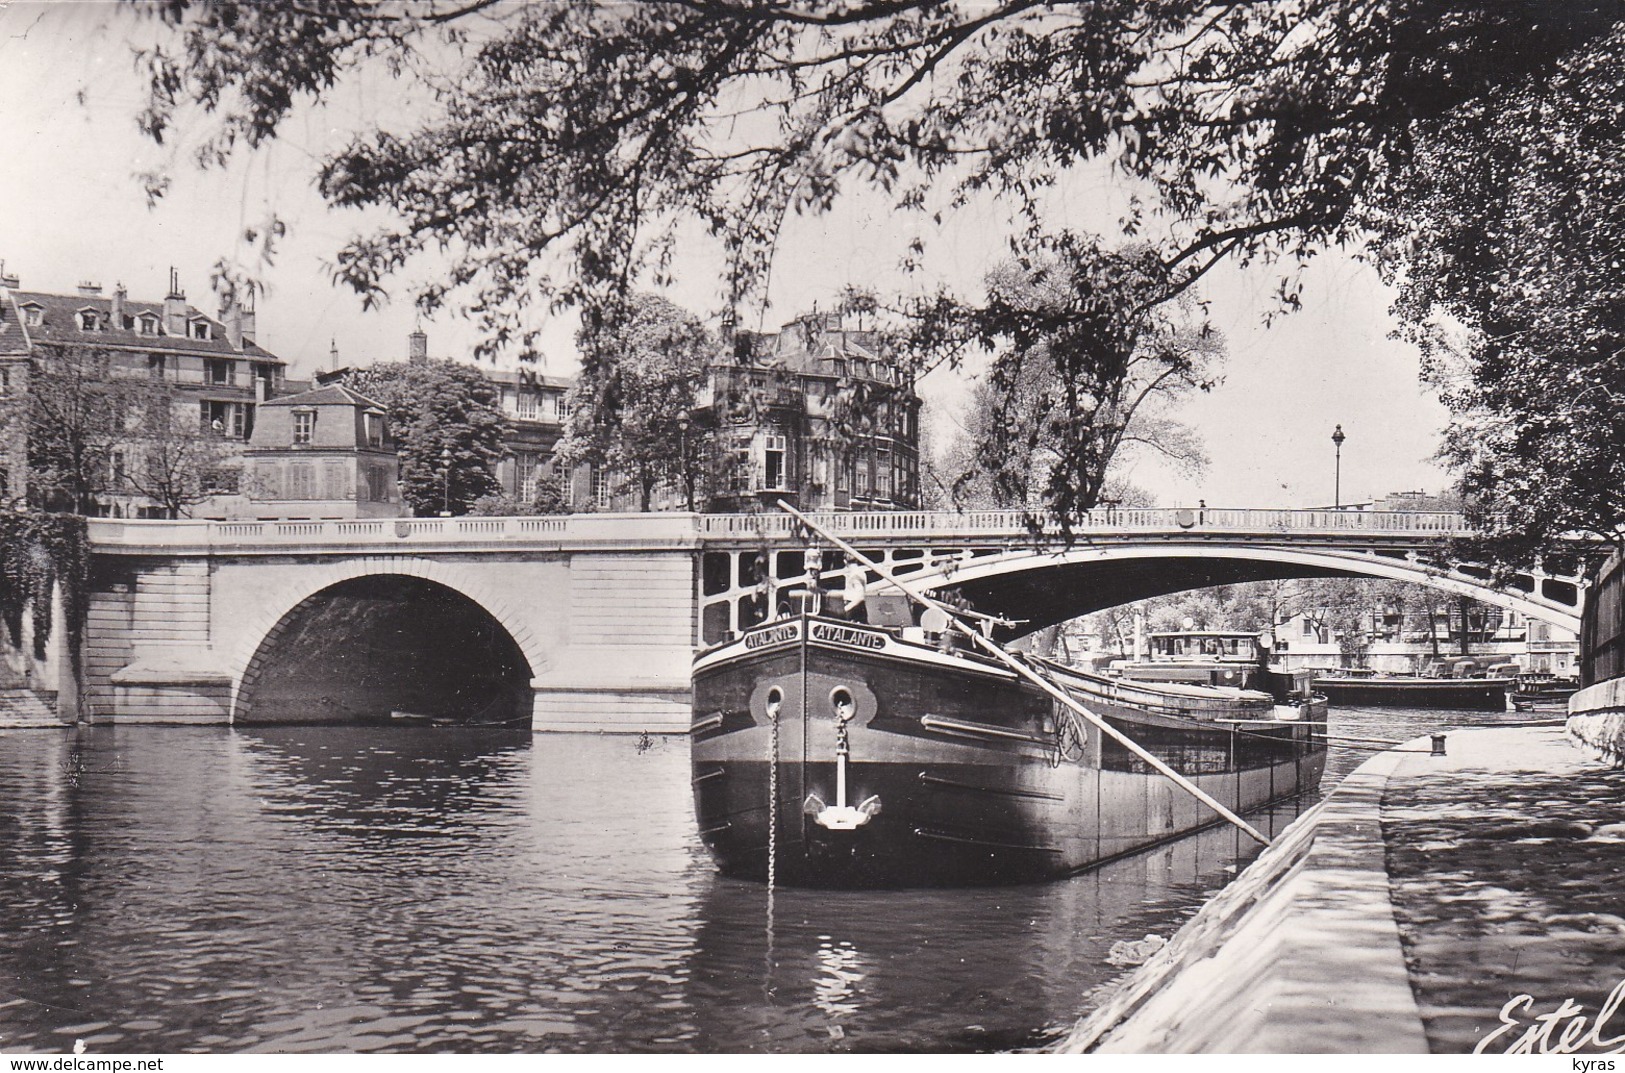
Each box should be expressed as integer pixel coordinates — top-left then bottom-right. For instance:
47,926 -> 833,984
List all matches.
1566,678 -> 1625,764
1060,746 -> 1428,1054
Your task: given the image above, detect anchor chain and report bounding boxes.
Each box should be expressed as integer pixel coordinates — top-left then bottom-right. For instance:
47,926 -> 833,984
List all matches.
767,695 -> 779,891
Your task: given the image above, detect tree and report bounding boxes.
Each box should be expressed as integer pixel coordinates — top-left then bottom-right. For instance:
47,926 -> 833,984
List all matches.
128,2 -> 1625,554
1360,28 -> 1625,567
118,382 -> 240,518
343,361 -> 504,515
938,252 -> 1213,516
10,345 -> 134,514
555,294 -> 711,512
469,481 -> 571,517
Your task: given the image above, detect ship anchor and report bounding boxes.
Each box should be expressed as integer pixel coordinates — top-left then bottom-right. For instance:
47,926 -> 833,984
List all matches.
808,694 -> 881,831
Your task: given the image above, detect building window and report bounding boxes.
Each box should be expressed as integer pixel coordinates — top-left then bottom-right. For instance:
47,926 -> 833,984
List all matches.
191,320 -> 211,341
763,434 -> 787,489
22,306 -> 41,326
363,411 -> 383,448
517,453 -> 540,501
876,447 -> 892,499
110,449 -> 128,488
203,400 -> 251,439
591,467 -> 613,508
364,464 -> 391,503
293,410 -> 315,445
139,315 -> 158,335
552,392 -> 571,420
207,359 -> 233,385
515,391 -> 540,421
148,354 -> 166,378
78,311 -> 98,331
288,462 -> 316,499
729,434 -> 753,493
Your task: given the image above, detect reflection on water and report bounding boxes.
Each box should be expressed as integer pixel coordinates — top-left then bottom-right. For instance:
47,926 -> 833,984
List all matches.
0,706 -> 1509,1053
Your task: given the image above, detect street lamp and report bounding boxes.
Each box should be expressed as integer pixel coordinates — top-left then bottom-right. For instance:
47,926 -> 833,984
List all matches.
1331,424 -> 1346,510
677,413 -> 695,511
440,446 -> 453,517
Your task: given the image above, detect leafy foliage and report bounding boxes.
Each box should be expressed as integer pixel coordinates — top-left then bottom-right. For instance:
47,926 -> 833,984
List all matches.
342,361 -> 504,515
0,511 -> 90,664
119,382 -> 241,519
9,345 -> 136,515
1362,25 -> 1625,566
469,483 -> 570,517
556,294 -> 711,511
933,249 -> 1215,520
128,2 -> 1625,557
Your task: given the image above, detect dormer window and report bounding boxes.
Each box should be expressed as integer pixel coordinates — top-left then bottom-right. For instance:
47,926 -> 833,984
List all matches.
191,319 -> 211,341
138,315 -> 159,335
22,304 -> 41,326
293,409 -> 315,445
78,310 -> 99,331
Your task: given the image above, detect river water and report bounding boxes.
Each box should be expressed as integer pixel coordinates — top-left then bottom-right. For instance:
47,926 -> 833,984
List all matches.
0,706 -> 1539,1053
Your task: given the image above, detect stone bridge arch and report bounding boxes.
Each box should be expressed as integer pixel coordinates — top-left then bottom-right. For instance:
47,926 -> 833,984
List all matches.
872,544 -> 1585,637
229,556 -> 550,722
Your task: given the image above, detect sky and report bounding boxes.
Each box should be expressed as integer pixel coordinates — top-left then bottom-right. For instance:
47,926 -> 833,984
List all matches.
0,1 -> 1457,510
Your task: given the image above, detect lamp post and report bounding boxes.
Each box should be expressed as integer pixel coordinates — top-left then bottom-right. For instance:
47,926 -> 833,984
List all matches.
1331,424 -> 1346,510
440,446 -> 453,517
677,413 -> 695,511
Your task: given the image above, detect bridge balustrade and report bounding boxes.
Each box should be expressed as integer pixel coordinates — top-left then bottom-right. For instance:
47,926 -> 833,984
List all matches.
694,507 -> 1474,540
90,507 -> 1480,552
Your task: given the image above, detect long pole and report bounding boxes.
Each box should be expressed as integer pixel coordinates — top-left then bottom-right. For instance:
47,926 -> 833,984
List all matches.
775,501 -> 1272,848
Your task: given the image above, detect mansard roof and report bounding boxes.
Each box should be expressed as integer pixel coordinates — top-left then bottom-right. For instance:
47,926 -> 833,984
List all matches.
4,289 -> 285,363
0,293 -> 28,356
260,384 -> 384,410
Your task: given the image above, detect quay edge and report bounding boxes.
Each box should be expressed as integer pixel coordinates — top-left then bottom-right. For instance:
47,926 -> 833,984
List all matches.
1058,740 -> 1431,1054
1566,678 -> 1625,764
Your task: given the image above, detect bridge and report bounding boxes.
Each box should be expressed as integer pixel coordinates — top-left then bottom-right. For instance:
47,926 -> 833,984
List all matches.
60,507 -> 1587,732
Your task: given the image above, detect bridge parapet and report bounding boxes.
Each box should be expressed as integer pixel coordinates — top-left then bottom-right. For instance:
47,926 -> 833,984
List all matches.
87,508 -> 1479,556
87,512 -> 699,555
697,507 -> 1477,544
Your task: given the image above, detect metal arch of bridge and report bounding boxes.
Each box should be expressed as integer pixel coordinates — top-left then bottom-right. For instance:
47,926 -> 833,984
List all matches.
883,544 -> 1584,636
694,507 -> 1589,639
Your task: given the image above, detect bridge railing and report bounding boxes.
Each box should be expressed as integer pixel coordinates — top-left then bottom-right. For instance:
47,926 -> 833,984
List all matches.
87,507 -> 1477,551
89,512 -> 672,550
696,507 -> 1474,539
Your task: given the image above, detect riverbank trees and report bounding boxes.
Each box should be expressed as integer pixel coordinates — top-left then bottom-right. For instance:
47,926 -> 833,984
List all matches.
124,1 -> 1625,556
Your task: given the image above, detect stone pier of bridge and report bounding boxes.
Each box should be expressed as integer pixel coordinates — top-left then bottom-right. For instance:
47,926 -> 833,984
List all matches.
71,508 -> 1588,733
84,514 -> 702,732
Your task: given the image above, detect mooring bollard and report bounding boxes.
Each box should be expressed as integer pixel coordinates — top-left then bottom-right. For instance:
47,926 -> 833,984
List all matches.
1431,732 -> 1447,756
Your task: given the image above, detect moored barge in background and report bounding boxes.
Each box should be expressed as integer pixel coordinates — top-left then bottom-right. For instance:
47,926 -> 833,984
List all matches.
1310,672 -> 1512,710
691,599 -> 1326,887
1113,630 -> 1329,721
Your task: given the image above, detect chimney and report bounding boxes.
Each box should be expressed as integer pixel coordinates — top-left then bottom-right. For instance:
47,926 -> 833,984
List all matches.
77,280 -> 102,297
329,338 -> 341,372
164,267 -> 187,336
408,328 -> 428,364
0,261 -> 17,291
220,288 -> 257,349
239,287 -> 256,346
111,283 -> 127,331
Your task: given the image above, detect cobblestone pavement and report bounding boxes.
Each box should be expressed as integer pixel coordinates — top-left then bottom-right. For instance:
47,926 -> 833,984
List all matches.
1383,726 -> 1625,1054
